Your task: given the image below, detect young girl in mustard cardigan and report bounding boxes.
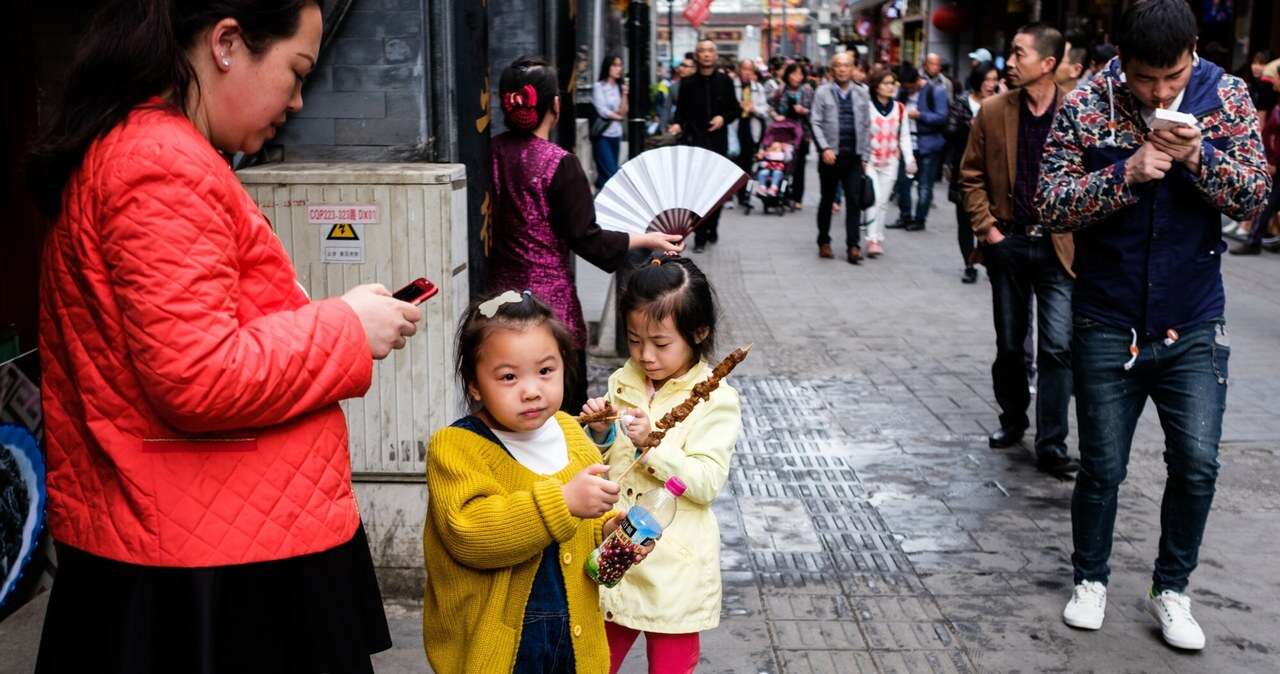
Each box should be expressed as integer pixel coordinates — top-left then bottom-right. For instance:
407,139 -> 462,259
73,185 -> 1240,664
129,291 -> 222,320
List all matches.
581,257 -> 743,674
422,290 -> 648,674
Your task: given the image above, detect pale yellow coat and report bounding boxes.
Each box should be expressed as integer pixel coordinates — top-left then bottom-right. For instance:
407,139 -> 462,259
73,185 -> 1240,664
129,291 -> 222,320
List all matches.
597,359 -> 743,633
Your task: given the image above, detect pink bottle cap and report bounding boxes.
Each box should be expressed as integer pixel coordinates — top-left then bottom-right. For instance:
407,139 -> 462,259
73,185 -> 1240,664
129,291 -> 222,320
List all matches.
664,476 -> 687,497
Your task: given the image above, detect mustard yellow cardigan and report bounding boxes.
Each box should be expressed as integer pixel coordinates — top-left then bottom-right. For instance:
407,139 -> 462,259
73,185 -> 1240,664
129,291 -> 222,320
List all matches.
422,412 -> 613,674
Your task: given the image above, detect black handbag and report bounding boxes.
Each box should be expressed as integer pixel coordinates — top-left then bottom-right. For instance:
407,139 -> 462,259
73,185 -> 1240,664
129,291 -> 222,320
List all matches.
859,173 -> 876,210
590,116 -> 610,140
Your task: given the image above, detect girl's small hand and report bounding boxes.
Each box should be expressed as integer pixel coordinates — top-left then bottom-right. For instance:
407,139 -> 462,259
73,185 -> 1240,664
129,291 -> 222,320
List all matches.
620,407 -> 651,445
602,510 -> 627,538
582,398 -> 613,435
563,464 -> 620,518
633,539 -> 657,564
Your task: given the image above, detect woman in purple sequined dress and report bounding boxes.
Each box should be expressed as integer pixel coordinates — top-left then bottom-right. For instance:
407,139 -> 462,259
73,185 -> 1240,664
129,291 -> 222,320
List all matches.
489,56 -> 683,411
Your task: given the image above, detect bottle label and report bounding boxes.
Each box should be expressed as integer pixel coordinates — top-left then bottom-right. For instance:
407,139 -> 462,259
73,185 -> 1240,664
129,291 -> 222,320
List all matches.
619,515 -> 654,548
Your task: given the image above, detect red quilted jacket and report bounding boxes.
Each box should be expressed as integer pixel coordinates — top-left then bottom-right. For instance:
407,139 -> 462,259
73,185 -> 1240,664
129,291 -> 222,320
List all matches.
39,102 -> 373,567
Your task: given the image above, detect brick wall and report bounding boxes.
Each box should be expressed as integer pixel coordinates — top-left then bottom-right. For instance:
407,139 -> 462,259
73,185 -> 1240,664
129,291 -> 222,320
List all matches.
278,2 -> 429,161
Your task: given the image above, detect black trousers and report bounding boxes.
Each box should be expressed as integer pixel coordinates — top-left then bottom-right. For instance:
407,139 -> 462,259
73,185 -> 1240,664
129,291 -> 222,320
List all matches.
984,234 -> 1073,460
789,139 -> 810,204
956,202 -> 976,266
688,135 -> 729,247
736,121 -> 759,204
816,151 -> 864,249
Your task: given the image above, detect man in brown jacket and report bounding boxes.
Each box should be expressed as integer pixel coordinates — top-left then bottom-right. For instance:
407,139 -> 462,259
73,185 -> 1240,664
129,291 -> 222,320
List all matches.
960,22 -> 1079,477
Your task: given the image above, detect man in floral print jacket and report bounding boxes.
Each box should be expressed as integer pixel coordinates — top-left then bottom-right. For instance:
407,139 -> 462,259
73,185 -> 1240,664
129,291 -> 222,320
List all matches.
1036,0 -> 1270,653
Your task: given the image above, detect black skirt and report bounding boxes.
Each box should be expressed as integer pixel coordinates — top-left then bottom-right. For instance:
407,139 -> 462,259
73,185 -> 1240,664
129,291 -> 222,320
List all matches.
34,524 -> 392,674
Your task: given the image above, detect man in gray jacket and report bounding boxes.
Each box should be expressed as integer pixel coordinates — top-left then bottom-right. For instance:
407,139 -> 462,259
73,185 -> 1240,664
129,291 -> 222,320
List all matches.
811,52 -> 872,262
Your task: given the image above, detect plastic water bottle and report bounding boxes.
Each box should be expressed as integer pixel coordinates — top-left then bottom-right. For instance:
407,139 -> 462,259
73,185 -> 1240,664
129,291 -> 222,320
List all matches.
585,476 -> 686,587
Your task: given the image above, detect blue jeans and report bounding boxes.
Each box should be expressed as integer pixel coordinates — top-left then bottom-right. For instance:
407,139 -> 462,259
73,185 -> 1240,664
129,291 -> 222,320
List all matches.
756,168 -> 784,189
896,151 -> 942,225
513,612 -> 575,674
984,234 -> 1073,458
1070,318 -> 1228,592
593,136 -> 621,189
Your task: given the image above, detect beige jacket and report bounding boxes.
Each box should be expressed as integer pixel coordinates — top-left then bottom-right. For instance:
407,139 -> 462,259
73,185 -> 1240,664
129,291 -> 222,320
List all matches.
597,359 -> 742,633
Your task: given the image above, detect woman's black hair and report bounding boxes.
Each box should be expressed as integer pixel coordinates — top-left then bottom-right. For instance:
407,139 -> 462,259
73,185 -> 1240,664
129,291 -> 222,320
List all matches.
499,55 -> 559,132
455,289 -> 578,410
967,61 -> 998,93
25,0 -> 319,220
620,256 -> 718,363
597,53 -> 622,83
782,63 -> 806,88
1116,0 -> 1198,68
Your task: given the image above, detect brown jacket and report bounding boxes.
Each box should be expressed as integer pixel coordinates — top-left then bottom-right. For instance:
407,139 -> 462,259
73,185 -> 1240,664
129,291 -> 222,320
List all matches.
959,86 -> 1074,274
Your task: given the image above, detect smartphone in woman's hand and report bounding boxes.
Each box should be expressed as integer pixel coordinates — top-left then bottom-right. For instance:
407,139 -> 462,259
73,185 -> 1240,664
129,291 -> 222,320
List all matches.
392,278 -> 439,305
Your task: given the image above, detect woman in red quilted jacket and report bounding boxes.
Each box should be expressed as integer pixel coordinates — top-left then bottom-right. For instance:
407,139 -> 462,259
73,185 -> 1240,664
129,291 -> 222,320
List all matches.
25,1 -> 422,672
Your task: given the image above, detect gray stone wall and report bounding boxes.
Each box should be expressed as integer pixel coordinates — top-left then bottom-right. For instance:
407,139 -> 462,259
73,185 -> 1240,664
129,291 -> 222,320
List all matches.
279,1 -> 429,161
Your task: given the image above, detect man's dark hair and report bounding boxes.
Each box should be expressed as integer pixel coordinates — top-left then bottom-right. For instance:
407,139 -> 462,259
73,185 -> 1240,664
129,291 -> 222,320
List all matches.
1201,41 -> 1230,68
1116,0 -> 1198,68
1015,22 -> 1065,68
1063,32 -> 1091,72
1091,42 -> 1118,68
897,63 -> 919,84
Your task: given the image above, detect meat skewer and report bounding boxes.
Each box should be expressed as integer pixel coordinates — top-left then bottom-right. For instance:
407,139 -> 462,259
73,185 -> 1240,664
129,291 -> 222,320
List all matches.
576,401 -> 617,425
614,344 -> 752,483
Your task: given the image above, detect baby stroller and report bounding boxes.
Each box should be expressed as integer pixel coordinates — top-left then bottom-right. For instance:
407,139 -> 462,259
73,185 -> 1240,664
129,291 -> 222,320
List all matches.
750,120 -> 805,216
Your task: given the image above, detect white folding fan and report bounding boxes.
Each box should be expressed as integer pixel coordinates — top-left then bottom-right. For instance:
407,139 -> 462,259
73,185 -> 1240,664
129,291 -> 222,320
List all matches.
594,145 -> 749,238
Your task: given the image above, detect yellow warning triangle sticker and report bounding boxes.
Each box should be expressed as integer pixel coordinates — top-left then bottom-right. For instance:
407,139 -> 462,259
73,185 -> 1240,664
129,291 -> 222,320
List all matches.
326,223 -> 358,240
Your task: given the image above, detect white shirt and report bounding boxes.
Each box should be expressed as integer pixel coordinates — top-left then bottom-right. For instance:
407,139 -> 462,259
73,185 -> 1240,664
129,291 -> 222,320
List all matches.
491,416 -> 569,475
592,81 -> 625,138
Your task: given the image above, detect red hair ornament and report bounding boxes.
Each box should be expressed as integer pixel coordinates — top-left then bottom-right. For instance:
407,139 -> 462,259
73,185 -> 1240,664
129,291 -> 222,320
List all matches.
501,84 -> 540,130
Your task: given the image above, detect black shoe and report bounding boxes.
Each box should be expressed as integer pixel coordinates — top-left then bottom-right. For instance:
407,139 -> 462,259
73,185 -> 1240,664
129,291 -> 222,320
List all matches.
962,267 -> 978,284
1037,454 -> 1081,478
693,244 -> 706,254
904,220 -> 926,232
988,427 -> 1027,449
887,219 -> 908,229
1229,241 -> 1262,255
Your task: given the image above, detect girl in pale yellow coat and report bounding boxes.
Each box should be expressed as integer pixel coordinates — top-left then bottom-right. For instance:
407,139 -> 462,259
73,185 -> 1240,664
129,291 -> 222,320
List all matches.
582,257 -> 743,674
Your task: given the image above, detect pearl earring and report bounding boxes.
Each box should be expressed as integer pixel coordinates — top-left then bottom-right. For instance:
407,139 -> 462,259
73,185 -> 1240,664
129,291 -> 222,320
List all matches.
222,56 -> 231,67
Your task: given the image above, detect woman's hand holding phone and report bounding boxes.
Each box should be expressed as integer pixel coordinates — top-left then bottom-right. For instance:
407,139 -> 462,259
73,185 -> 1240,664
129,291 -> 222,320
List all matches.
342,284 -> 422,359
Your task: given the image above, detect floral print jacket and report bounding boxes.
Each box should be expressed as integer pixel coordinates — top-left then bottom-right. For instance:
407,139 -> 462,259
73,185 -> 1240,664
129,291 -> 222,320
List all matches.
1036,57 -> 1271,338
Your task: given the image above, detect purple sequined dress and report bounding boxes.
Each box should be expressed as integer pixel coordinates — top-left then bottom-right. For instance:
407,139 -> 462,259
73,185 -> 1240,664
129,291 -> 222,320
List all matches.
488,133 -> 589,347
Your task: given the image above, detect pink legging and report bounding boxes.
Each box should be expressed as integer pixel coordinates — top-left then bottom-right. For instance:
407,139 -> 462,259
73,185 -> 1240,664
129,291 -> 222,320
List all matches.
605,622 -> 700,674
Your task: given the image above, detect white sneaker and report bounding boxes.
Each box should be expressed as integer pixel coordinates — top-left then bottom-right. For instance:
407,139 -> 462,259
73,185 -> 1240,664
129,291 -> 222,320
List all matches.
1062,580 -> 1107,630
1148,588 -> 1206,650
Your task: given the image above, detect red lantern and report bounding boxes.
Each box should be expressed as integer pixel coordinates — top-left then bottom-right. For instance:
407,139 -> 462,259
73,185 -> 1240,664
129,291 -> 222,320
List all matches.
931,4 -> 968,33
